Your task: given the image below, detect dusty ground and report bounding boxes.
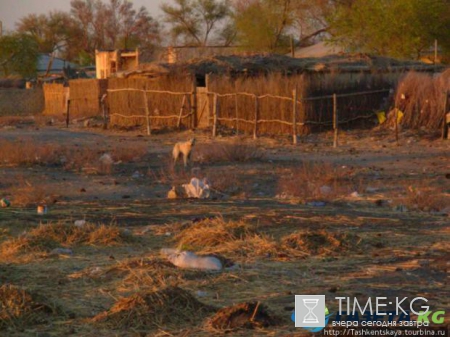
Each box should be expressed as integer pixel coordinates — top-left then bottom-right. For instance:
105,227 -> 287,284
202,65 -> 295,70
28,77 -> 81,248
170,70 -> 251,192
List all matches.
0,119 -> 448,337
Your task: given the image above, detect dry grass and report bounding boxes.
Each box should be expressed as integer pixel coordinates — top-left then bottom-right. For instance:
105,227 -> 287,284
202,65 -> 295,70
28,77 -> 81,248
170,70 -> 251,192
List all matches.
0,222 -> 132,258
207,301 -> 278,331
0,139 -> 63,167
148,157 -> 192,186
98,258 -> 181,290
194,142 -> 265,164
0,138 -> 147,175
0,116 -> 36,127
173,217 -> 255,250
10,183 -> 48,207
400,185 -> 448,212
394,70 -> 450,130
0,284 -> 58,329
280,229 -> 362,258
277,162 -> 353,201
171,217 -> 278,259
92,286 -> 214,330
202,167 -> 247,195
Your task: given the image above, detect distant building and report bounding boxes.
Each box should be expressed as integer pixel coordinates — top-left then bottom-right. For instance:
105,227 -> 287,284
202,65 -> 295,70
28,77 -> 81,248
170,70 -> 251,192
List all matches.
37,54 -> 78,76
95,49 -> 140,79
290,41 -> 345,58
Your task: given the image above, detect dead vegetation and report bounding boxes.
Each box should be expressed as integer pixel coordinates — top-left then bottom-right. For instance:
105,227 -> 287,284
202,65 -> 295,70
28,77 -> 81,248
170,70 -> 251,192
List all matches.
394,70 -> 450,130
194,142 -> 265,163
88,258 -> 182,291
92,286 -> 214,330
0,284 -> 59,330
0,139 -> 63,167
161,217 -> 278,260
173,217 -> 255,250
277,161 -> 354,201
400,185 -> 448,212
0,222 -> 132,259
208,301 -> 279,331
280,229 -> 362,257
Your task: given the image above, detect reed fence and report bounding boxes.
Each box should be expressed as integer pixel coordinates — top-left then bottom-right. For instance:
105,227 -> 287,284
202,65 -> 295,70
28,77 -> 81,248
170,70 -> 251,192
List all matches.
104,85 -> 393,145
43,83 -> 67,115
69,79 -> 107,118
107,77 -> 193,129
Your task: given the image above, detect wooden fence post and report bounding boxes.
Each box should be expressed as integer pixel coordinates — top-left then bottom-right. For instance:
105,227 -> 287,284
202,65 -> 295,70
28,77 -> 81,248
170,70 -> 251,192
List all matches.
333,93 -> 338,148
292,87 -> 298,144
66,99 -> 70,128
442,90 -> 449,140
101,94 -> 108,130
143,90 -> 151,135
177,95 -> 186,129
235,93 -> 239,135
394,107 -> 399,145
212,93 -> 218,137
191,79 -> 197,129
253,95 -> 259,140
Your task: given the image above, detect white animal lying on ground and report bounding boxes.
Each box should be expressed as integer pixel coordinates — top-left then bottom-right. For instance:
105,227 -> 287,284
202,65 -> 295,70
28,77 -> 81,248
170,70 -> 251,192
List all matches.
183,177 -> 210,199
173,138 -> 195,167
160,248 -> 222,271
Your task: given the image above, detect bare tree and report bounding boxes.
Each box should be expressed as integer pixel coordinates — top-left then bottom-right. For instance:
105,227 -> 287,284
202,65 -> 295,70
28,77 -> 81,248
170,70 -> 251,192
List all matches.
70,0 -> 160,62
161,0 -> 231,46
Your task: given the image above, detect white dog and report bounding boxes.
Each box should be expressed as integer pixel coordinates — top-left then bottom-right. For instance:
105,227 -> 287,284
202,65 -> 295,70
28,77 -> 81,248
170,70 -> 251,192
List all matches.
172,138 -> 195,167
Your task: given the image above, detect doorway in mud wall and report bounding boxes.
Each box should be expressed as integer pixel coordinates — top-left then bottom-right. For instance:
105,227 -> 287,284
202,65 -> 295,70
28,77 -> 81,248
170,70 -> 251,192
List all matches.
196,74 -> 210,128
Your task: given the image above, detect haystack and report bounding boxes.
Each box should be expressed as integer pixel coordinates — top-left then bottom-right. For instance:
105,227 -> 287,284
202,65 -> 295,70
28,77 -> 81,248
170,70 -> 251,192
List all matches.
208,301 -> 278,331
0,284 -> 57,329
281,229 -> 361,257
92,286 -> 214,329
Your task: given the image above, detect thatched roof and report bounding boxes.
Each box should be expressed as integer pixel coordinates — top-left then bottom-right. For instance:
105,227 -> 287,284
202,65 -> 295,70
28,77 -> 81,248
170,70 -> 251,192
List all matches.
119,53 -> 444,78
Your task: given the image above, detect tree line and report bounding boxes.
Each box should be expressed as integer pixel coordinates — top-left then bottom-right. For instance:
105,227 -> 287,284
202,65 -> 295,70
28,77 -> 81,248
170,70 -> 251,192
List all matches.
1,0 -> 449,77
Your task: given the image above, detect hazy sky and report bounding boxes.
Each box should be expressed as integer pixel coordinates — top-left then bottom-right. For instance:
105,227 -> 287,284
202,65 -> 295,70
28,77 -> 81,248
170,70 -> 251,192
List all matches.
0,0 -> 168,32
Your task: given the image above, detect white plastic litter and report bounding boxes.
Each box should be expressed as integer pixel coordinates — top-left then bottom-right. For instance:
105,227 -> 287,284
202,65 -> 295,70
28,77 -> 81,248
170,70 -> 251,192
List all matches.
365,187 -> 379,193
160,248 -> 222,271
50,248 -> 73,255
182,178 -> 211,199
350,191 -> 361,198
99,153 -> 113,165
320,185 -> 332,195
74,220 -> 86,228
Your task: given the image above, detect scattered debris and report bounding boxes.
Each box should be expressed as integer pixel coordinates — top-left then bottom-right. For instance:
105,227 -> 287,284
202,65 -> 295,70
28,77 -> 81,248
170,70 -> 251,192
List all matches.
319,185 -> 332,195
49,248 -> 73,256
183,177 -> 211,199
394,205 -> 408,213
167,186 -> 178,199
131,171 -> 144,179
37,204 -> 48,215
350,191 -> 361,198
99,153 -> 114,174
195,290 -> 208,298
307,201 -> 326,207
161,249 -> 222,271
439,207 -> 450,217
0,198 -> 10,208
74,220 -> 86,228
375,199 -> 389,207
366,187 -> 379,193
